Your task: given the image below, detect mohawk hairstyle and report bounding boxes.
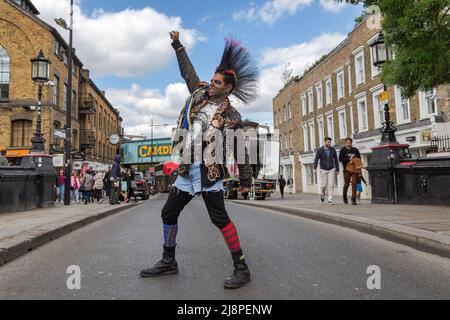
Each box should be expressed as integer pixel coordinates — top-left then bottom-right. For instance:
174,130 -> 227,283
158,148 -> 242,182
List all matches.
216,37 -> 260,105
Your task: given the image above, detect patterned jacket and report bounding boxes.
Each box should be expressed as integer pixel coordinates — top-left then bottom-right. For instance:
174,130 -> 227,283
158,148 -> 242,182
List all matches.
171,40 -> 253,188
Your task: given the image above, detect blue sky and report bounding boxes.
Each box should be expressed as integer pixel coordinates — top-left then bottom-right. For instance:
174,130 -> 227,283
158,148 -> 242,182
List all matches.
34,0 -> 364,137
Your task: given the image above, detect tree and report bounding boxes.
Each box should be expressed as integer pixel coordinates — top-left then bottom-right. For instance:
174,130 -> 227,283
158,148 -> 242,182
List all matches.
339,0 -> 450,97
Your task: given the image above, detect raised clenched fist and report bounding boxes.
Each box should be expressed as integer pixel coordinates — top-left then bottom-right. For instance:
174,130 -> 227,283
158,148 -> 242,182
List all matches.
169,31 -> 179,41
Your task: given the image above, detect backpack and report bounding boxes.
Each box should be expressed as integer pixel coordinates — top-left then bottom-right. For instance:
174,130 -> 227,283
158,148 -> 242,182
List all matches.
346,157 -> 363,174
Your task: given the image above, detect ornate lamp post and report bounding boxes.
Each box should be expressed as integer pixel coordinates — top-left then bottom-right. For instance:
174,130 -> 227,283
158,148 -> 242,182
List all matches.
369,32 -> 397,144
30,50 -> 51,153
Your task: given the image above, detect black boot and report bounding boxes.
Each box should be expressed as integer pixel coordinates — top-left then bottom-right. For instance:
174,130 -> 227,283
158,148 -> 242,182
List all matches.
140,246 -> 178,277
224,250 -> 251,289
351,197 -> 357,205
343,194 -> 348,204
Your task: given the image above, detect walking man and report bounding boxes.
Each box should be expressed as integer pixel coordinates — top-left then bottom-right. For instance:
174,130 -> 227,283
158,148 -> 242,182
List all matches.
339,137 -> 361,205
139,30 -> 258,289
314,137 -> 339,205
110,155 -> 122,205
278,175 -> 286,199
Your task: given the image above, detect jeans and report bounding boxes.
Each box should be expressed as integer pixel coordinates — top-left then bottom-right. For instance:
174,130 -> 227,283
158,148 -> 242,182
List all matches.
71,189 -> 80,202
57,184 -> 65,202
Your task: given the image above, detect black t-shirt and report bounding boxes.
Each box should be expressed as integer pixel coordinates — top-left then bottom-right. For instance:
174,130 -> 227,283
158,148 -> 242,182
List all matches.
339,147 -> 361,169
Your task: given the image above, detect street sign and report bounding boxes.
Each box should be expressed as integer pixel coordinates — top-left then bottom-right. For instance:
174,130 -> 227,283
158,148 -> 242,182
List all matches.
54,128 -> 66,139
379,91 -> 389,101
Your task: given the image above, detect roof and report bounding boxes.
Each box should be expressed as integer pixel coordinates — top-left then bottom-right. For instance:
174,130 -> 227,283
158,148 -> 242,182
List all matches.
87,78 -> 120,117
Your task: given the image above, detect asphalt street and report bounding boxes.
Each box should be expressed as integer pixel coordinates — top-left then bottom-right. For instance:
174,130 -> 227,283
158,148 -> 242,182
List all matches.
0,193 -> 449,300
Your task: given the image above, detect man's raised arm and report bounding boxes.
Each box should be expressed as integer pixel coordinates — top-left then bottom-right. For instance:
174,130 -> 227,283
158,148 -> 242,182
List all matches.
170,31 -> 201,94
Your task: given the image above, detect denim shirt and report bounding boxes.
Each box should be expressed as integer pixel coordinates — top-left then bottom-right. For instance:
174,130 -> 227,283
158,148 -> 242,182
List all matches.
173,163 -> 224,195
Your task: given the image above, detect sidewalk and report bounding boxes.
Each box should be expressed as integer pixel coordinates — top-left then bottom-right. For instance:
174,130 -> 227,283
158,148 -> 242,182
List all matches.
231,192 -> 450,258
0,197 -> 152,266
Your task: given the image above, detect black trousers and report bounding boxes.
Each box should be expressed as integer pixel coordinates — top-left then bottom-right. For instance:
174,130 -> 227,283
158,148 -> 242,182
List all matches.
162,187 -> 231,229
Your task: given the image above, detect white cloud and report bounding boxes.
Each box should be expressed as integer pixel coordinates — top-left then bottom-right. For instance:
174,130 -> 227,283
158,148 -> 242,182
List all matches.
106,83 -> 189,138
319,0 -> 348,13
237,32 -> 346,120
233,0 -> 313,25
33,0 -> 202,77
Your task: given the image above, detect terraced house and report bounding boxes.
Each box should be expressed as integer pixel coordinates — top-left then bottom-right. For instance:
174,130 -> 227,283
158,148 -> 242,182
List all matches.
0,0 -> 122,165
273,17 -> 450,199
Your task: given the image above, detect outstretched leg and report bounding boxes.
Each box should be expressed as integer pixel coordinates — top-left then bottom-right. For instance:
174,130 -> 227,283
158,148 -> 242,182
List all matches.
140,187 -> 193,277
201,191 -> 250,289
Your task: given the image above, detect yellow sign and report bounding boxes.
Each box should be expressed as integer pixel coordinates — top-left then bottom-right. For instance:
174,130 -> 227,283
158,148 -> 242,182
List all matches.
6,149 -> 30,157
421,131 -> 432,143
379,91 -> 389,101
138,145 -> 172,158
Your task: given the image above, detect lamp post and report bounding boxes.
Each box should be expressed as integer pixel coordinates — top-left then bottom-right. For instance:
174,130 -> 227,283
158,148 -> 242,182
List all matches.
149,119 -> 170,165
30,50 -> 51,153
369,32 -> 397,144
55,0 -> 74,205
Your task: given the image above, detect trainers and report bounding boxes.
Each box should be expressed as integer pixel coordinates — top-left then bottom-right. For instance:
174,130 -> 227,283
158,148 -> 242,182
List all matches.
351,197 -> 357,205
328,200 -> 334,205
140,246 -> 178,277
320,195 -> 325,203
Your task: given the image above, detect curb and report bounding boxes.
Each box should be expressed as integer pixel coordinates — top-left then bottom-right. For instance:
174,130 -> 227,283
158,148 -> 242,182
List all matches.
0,198 -> 152,267
230,200 -> 450,259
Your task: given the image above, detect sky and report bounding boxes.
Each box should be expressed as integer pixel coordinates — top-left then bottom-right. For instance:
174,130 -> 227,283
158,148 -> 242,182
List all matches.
32,0 -> 364,138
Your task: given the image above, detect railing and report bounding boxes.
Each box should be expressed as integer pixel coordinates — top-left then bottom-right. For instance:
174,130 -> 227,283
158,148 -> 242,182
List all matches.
80,130 -> 95,148
79,94 -> 96,114
431,134 -> 450,152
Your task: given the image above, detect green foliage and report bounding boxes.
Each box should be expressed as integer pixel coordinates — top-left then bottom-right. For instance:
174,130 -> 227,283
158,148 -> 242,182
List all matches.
340,0 -> 450,97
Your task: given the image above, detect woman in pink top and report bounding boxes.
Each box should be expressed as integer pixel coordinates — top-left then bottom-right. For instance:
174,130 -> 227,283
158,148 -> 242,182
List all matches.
57,169 -> 65,203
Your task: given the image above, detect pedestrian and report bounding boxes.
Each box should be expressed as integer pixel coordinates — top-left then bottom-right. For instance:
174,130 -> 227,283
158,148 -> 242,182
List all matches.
120,169 -> 129,203
287,177 -> 293,194
356,174 -> 367,205
110,155 -> 122,205
103,166 -> 112,198
127,167 -> 138,203
70,171 -> 80,204
139,31 -> 257,289
0,150 -> 9,166
339,137 -> 361,205
56,169 -> 65,203
93,170 -> 104,204
314,137 -> 339,205
81,170 -> 93,205
278,175 -> 286,199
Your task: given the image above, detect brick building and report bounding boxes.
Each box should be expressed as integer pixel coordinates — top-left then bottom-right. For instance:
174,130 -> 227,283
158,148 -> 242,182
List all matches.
0,0 -> 122,165
273,17 -> 450,198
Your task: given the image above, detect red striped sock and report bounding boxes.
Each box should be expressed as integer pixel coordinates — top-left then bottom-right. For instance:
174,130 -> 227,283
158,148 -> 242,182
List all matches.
220,222 -> 241,253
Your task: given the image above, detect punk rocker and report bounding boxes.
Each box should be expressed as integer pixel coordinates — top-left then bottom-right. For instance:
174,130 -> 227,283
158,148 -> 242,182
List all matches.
139,31 -> 259,289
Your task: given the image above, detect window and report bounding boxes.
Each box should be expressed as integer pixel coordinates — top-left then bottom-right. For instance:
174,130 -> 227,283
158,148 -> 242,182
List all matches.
317,118 -> 324,145
337,70 -> 345,100
369,43 -> 381,78
53,75 -> 59,106
11,120 -> 32,147
325,79 -> 332,105
395,86 -> 410,123
357,96 -> 368,132
274,111 -> 277,126
327,114 -> 334,142
302,125 -> 309,151
301,94 -> 307,115
72,90 -> 77,117
419,89 -> 437,118
371,87 -> 384,129
283,106 -> 286,122
338,109 -> 347,139
308,89 -> 314,113
284,133 -> 288,151
0,46 -> 10,100
54,40 -> 61,56
316,84 -> 323,109
279,135 -> 283,150
309,122 -> 315,150
347,65 -> 352,95
290,131 -> 293,147
306,164 -> 317,185
354,50 -> 365,85
288,102 -> 292,119
63,84 -> 68,110
349,103 -> 355,134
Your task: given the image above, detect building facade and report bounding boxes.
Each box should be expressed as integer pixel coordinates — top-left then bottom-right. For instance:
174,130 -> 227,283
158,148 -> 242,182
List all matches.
273,17 -> 450,199
0,0 -> 122,165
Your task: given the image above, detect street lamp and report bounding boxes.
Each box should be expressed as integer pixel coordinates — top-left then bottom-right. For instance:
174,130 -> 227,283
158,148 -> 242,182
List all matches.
369,32 -> 397,144
55,0 -> 74,205
30,50 -> 51,153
